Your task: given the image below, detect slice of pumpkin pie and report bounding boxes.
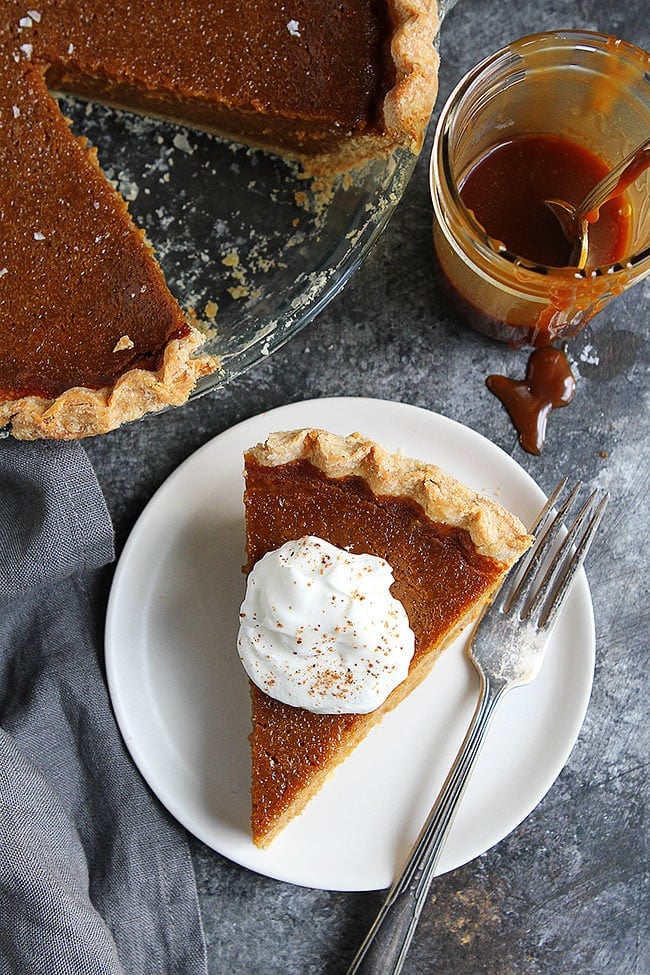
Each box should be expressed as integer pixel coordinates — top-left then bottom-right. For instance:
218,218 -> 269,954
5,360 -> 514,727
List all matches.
238,428 -> 531,847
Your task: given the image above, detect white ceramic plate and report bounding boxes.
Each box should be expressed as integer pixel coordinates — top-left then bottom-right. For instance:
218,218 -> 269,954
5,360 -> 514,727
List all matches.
105,397 -> 595,892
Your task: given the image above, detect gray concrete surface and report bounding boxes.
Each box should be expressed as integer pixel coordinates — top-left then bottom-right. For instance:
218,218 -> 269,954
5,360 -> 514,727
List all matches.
86,1 -> 649,972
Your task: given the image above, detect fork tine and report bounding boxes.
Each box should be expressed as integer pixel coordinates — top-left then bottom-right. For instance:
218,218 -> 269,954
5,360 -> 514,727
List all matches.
525,488 -> 602,623
537,491 -> 609,630
504,481 -> 582,615
497,478 -> 568,610
528,477 -> 568,534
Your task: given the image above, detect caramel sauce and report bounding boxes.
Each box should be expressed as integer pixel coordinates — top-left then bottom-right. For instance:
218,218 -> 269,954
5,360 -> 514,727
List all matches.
457,134 -> 637,453
486,346 -> 576,455
460,134 -> 631,268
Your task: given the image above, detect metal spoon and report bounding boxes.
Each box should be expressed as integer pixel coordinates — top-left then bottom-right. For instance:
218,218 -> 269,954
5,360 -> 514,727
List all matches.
545,137 -> 650,269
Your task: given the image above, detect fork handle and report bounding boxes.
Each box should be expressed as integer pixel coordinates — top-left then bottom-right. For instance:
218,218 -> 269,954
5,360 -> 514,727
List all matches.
346,674 -> 509,975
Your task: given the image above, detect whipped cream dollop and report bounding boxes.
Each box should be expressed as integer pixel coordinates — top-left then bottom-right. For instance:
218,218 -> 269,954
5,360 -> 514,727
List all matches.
237,536 -> 415,714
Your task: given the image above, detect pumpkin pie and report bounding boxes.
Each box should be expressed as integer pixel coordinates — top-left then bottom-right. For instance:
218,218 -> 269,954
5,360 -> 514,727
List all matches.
0,2 -> 440,439
242,428 -> 531,847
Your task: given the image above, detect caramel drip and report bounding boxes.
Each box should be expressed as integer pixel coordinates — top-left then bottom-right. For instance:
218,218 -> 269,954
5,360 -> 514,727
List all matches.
486,346 -> 576,455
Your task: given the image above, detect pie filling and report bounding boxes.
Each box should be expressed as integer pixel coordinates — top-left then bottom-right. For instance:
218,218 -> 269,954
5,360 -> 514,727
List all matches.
0,3 -> 439,437
42,16 -> 396,153
244,458 -> 504,634
4,0 -> 400,155
243,453 -> 513,844
0,58 -> 193,401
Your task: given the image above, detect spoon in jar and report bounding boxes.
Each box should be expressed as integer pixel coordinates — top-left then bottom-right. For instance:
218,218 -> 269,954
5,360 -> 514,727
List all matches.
545,136 -> 650,270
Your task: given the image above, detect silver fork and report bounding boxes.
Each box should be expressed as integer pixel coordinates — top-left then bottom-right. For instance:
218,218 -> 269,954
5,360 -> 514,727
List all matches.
346,479 -> 609,975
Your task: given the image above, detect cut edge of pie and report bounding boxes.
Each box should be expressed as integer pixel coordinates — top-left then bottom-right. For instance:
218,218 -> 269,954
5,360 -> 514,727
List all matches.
295,0 -> 441,175
0,55 -> 220,441
242,427 -> 532,847
0,2 -> 440,440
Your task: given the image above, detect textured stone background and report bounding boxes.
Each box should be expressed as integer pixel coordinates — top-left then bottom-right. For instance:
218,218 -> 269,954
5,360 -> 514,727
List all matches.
86,1 -> 649,972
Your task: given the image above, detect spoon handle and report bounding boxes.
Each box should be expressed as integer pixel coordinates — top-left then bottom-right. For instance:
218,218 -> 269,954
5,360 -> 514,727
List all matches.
580,138 -> 650,216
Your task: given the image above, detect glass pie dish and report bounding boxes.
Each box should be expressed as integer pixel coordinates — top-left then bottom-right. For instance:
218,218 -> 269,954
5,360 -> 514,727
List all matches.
59,96 -> 419,398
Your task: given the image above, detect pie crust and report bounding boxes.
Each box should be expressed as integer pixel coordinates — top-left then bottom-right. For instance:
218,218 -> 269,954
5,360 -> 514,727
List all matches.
243,428 -> 531,846
248,428 -> 529,562
0,49 -> 219,441
0,2 -> 439,439
0,331 -> 216,441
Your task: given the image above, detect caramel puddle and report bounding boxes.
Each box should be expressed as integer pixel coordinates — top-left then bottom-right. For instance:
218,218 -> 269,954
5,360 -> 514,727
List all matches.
487,346 -> 576,454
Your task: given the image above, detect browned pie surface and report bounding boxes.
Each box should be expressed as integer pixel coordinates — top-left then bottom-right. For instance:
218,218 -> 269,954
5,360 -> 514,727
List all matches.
0,54 -> 192,400
243,456 -> 507,843
1,0 -> 398,155
0,2 -> 438,437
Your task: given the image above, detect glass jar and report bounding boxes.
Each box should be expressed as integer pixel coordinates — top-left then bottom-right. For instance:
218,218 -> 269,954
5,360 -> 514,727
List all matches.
430,31 -> 650,347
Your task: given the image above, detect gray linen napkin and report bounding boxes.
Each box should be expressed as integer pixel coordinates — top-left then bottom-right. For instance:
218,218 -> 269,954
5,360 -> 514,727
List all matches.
0,440 -> 208,975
